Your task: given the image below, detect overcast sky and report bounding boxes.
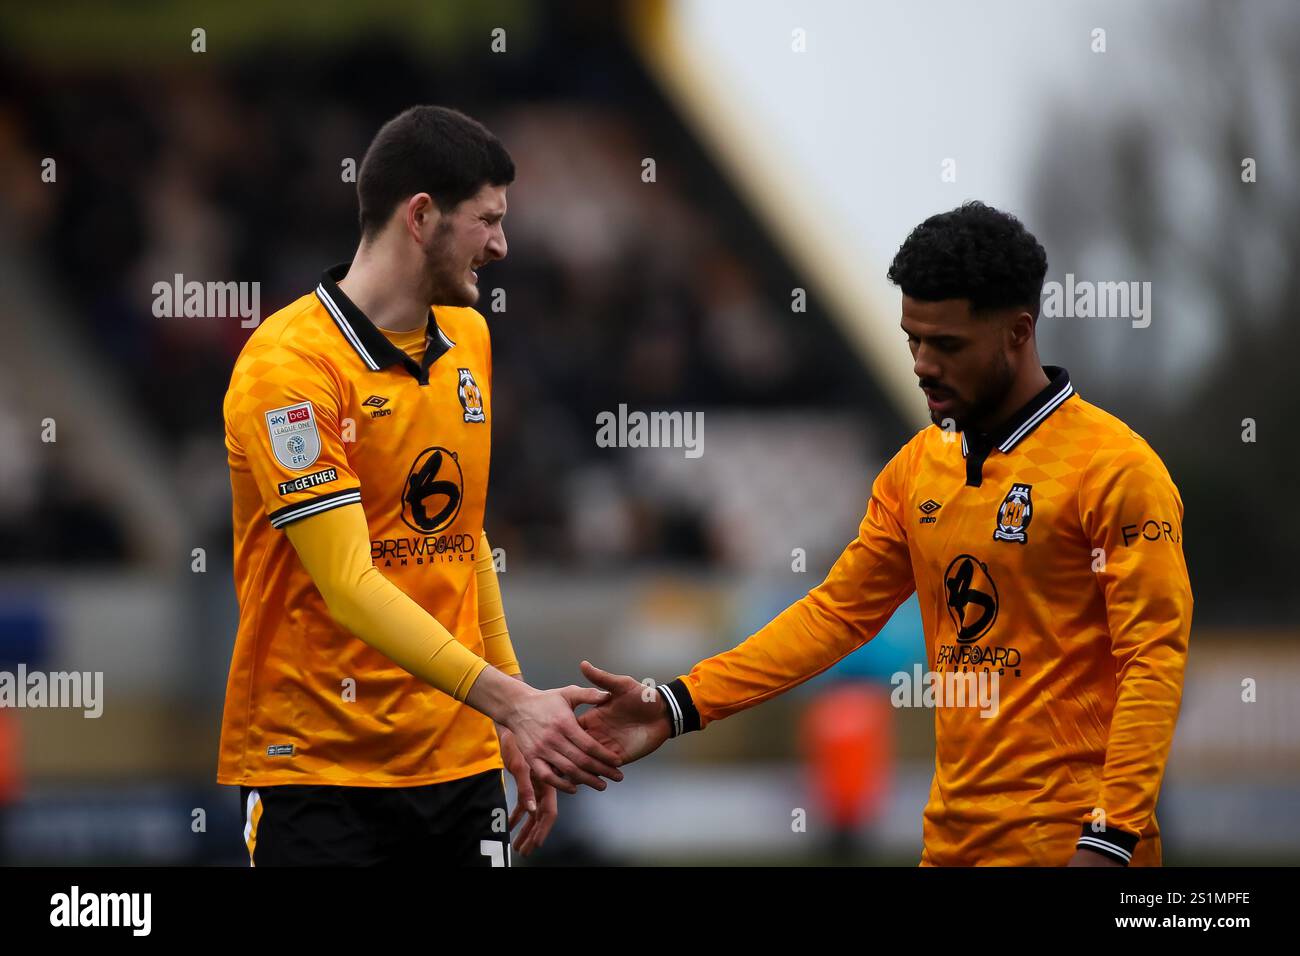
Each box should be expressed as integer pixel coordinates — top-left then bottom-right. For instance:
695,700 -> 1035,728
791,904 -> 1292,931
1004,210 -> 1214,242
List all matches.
669,0 -> 1276,391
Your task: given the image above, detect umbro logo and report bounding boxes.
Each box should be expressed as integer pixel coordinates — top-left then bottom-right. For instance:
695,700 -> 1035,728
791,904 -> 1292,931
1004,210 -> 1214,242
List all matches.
363,395 -> 393,419
919,499 -> 942,524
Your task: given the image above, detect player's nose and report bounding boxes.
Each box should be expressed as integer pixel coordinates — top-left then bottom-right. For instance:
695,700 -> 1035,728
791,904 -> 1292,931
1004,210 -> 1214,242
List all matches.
913,349 -> 942,382
485,225 -> 507,261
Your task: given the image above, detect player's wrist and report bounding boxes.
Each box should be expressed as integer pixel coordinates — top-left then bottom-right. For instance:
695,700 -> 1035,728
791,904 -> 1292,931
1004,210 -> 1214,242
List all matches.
466,665 -> 535,725
1075,823 -> 1138,866
657,678 -> 702,737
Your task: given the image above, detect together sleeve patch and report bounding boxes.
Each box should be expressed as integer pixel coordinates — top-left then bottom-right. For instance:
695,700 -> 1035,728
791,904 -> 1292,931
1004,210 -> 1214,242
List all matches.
277,467 -> 339,497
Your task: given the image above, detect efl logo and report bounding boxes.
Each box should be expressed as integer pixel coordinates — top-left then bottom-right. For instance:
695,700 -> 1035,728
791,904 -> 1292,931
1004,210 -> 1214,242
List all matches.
265,402 -> 321,470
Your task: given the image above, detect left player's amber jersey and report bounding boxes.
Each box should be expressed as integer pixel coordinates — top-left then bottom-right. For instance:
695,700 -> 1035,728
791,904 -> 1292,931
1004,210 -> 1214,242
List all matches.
218,263 -> 500,788
665,366 -> 1193,866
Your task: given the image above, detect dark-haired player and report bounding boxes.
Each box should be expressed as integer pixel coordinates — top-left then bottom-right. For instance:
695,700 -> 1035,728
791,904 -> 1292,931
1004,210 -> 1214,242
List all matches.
219,106 -> 622,866
578,202 -> 1192,867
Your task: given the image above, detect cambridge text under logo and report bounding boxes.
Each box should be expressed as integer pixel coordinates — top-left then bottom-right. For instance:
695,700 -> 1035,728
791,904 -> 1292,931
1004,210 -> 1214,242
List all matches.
993,483 -> 1033,544
401,446 -> 464,533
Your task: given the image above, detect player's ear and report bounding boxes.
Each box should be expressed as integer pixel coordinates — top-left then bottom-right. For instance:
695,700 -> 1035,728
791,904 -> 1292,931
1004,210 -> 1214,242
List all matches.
1007,309 -> 1035,348
404,192 -> 439,242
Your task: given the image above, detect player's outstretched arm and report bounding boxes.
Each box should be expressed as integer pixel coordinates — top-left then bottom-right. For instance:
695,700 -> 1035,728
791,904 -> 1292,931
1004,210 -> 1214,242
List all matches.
575,661 -> 673,766
576,454 -> 917,761
285,504 -> 624,795
588,490 -> 915,753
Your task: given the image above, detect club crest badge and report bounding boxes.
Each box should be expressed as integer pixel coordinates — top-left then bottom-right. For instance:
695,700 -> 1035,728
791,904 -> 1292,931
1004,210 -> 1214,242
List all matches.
458,368 -> 485,423
993,483 -> 1033,544
265,401 -> 321,471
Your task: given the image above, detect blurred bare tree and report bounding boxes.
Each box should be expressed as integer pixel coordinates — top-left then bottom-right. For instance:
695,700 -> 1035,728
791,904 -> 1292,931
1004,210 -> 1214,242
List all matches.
1029,0 -> 1300,625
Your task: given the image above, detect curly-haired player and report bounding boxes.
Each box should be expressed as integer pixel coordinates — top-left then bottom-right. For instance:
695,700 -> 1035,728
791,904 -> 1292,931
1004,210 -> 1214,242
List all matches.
578,202 -> 1193,867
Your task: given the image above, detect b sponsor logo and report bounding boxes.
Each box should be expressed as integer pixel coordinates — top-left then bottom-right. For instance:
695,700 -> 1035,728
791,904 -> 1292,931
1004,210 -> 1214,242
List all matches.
940,554 -> 1026,679
944,553 -> 999,644
400,447 -> 464,534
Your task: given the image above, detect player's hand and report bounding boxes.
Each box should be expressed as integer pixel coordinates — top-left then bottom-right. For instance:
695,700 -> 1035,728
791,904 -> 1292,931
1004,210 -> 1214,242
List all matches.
501,683 -> 625,795
511,773 -> 557,857
575,660 -> 673,765
1066,848 -> 1124,867
499,727 -> 558,856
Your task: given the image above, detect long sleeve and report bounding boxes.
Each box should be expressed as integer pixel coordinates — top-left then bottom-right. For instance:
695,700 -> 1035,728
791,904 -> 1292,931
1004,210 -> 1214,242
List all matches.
285,502 -> 489,701
477,531 -> 521,677
1076,439 -> 1192,858
664,444 -> 917,733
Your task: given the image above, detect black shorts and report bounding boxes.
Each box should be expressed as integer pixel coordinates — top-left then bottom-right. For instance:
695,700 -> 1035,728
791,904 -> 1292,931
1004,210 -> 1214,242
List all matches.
239,769 -> 511,867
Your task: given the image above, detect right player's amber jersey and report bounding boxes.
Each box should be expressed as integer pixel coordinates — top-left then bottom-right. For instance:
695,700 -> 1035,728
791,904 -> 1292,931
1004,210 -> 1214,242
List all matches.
664,367 -> 1192,866
218,263 -> 500,788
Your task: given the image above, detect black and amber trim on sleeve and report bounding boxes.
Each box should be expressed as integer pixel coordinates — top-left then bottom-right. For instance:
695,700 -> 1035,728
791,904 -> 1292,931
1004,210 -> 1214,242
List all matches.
1075,824 -> 1139,865
659,678 -> 703,737
268,487 -> 362,529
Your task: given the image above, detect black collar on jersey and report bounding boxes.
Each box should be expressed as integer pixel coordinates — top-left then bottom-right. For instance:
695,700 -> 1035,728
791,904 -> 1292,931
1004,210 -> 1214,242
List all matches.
315,262 -> 456,385
959,365 -> 1075,487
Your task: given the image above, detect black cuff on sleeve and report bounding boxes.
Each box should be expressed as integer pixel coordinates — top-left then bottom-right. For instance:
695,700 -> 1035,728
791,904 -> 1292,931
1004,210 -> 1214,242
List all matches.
268,486 -> 362,528
1076,824 -> 1139,865
658,678 -> 702,737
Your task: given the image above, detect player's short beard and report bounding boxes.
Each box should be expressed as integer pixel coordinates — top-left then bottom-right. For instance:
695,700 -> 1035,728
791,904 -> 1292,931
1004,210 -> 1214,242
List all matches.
422,217 -> 476,307
942,350 -> 1016,433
